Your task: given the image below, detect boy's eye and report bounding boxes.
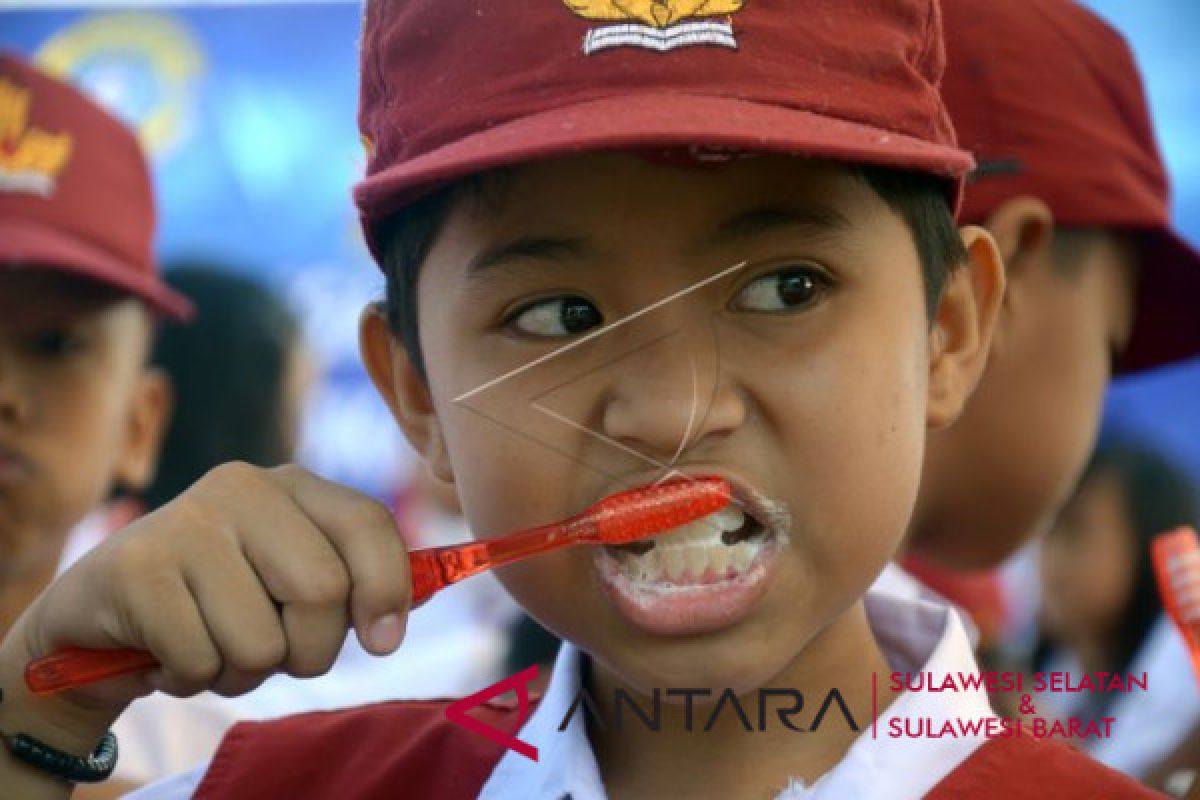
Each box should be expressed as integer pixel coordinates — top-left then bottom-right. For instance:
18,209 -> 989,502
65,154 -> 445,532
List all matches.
731,267 -> 830,313
27,329 -> 88,357
508,295 -> 603,337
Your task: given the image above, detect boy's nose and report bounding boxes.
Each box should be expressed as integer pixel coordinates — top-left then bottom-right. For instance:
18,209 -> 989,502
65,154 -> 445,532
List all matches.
600,332 -> 745,463
0,348 -> 33,427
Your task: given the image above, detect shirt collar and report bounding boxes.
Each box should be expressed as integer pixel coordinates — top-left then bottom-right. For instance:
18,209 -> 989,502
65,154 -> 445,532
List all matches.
480,583 -> 995,800
479,639 -> 602,800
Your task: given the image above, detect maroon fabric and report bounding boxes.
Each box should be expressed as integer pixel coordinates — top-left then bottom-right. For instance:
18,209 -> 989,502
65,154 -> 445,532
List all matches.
927,735 -> 1168,799
194,697 -> 1166,799
193,696 -> 537,800
941,0 -> 1200,372
354,0 -> 975,238
0,51 -> 190,320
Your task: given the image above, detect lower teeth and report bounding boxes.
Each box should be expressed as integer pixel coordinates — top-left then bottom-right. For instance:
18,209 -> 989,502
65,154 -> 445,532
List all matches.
613,538 -> 764,585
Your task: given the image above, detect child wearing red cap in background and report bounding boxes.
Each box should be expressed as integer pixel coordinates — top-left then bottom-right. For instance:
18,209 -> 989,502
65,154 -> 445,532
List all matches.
895,1 -> 1200,787
0,4 -> 1167,799
0,50 -> 190,798
911,0 -> 1200,572
891,1 -> 1200,791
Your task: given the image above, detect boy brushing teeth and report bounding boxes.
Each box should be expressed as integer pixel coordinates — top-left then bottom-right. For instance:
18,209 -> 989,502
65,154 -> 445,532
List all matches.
0,1 -> 1163,797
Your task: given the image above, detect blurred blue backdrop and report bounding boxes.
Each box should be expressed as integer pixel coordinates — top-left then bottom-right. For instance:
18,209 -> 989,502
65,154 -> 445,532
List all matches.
1,1 -> 1197,496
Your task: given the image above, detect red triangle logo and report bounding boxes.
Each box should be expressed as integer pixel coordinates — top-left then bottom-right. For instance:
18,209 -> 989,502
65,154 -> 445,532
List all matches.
444,665 -> 540,761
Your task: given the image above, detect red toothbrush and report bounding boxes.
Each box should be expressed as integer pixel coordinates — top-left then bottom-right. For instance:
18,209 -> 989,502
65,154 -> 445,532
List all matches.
26,475 -> 731,695
1151,526 -> 1200,685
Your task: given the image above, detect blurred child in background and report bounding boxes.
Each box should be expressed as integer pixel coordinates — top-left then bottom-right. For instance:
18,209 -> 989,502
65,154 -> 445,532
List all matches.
57,265 -> 306,572
1037,440 -> 1200,782
0,52 -> 183,643
0,52 -> 190,800
910,0 -> 1200,571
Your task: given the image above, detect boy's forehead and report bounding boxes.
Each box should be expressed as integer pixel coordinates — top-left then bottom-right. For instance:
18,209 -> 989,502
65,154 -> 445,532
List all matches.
445,154 -> 875,244
0,268 -> 137,322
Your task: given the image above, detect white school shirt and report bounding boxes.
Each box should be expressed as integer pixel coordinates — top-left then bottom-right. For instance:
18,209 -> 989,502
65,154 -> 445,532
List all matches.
871,562 -> 981,647
1038,614 -> 1200,779
130,583 -> 996,800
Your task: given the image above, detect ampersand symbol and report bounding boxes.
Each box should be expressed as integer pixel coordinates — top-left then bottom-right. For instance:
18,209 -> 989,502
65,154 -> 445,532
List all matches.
1019,694 -> 1035,715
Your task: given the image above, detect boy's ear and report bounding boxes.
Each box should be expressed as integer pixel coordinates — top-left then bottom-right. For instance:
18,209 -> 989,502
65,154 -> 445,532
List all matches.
926,225 -> 1006,430
983,195 -> 1055,270
981,196 -> 1055,355
113,367 -> 172,491
359,304 -> 454,483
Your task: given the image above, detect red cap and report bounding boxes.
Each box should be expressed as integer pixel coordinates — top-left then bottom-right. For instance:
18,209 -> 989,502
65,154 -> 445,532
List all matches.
941,0 -> 1200,373
0,52 -> 191,320
355,0 -> 974,242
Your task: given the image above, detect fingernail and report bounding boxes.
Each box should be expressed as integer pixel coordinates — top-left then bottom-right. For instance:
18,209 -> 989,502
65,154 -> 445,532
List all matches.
368,613 -> 403,653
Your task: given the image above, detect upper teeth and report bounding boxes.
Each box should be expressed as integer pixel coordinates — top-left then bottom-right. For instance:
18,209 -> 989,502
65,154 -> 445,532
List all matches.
605,506 -> 766,586
652,506 -> 747,549
713,507 -> 747,532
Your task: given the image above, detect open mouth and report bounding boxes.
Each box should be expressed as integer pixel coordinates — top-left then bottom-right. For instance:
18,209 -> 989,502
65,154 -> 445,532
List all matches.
592,479 -> 788,635
603,503 -> 773,587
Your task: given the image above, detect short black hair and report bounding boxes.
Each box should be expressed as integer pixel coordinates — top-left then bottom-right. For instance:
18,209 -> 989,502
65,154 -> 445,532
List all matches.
374,164 -> 967,380
139,265 -> 300,511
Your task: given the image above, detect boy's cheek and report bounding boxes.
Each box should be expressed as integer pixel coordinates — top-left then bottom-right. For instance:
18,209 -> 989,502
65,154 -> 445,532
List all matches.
434,378 -> 619,534
958,299 -> 1108,551
23,369 -> 135,503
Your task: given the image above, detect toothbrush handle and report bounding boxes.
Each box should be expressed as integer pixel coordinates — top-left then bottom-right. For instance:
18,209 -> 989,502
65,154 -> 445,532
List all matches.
408,534 -> 557,605
25,646 -> 159,695
409,546 -> 456,606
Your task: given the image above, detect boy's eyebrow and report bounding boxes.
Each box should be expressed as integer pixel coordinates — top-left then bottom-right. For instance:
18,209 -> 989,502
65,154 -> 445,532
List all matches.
466,236 -> 592,277
710,204 -> 852,246
464,204 -> 849,278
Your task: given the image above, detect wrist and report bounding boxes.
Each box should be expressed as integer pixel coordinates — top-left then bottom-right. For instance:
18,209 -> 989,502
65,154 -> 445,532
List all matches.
0,636 -> 121,756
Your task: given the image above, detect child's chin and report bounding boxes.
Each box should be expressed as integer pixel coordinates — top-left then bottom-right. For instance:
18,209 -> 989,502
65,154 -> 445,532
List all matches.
599,646 -> 788,701
591,540 -> 781,637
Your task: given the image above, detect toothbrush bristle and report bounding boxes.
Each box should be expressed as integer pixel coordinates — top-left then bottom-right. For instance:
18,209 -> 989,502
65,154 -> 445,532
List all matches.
591,476 -> 732,544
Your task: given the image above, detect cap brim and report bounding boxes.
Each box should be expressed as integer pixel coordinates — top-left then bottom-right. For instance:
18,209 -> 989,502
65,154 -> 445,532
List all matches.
1119,228 -> 1200,374
355,92 -> 973,224
0,218 -> 193,321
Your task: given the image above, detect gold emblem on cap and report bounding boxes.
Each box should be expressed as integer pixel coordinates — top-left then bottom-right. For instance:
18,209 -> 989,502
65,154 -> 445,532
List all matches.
564,0 -> 745,53
0,78 -> 74,197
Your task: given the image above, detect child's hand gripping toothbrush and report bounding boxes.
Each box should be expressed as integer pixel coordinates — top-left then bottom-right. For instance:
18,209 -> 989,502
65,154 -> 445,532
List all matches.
25,475 -> 731,695
1151,526 -> 1200,686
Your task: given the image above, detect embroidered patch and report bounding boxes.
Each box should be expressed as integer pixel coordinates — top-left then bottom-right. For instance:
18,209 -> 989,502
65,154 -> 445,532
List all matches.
0,78 -> 73,197
563,1 -> 745,54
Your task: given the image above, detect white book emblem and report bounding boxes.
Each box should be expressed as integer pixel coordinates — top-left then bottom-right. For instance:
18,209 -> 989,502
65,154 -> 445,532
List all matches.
583,19 -> 738,54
